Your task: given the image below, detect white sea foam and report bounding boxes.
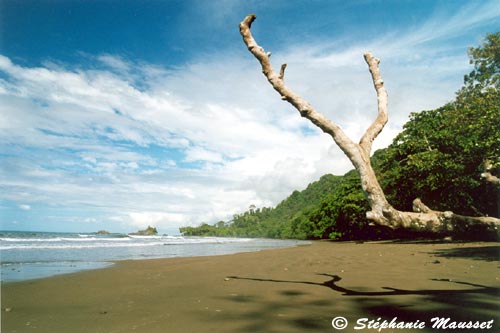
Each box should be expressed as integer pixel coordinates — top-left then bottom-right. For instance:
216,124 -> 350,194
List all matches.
0,237 -> 65,242
0,242 -> 164,250
0,235 -> 254,250
0,231 -> 308,282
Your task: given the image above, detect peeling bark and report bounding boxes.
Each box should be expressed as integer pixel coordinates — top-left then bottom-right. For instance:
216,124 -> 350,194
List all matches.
239,14 -> 500,240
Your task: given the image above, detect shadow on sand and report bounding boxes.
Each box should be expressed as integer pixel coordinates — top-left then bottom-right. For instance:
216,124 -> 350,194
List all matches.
218,273 -> 500,333
432,246 -> 500,262
227,273 -> 499,297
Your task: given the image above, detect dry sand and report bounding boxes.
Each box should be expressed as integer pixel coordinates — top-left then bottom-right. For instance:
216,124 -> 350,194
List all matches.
2,241 -> 499,332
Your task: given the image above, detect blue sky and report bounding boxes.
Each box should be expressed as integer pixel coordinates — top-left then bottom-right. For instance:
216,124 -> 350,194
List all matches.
1,0 -> 499,234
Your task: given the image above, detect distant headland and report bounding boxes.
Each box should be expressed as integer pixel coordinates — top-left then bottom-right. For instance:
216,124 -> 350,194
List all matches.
128,226 -> 158,236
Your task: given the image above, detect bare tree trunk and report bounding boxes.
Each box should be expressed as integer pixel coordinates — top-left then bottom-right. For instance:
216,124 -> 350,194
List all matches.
239,14 -> 500,240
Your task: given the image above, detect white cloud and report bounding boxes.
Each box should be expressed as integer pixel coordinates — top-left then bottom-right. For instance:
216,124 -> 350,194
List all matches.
97,54 -> 131,73
18,204 -> 31,211
184,146 -> 224,163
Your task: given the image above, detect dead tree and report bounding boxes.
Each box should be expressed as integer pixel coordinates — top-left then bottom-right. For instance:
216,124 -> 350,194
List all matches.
239,14 -> 500,240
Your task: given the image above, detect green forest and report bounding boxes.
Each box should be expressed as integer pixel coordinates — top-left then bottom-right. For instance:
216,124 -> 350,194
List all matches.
180,32 -> 499,241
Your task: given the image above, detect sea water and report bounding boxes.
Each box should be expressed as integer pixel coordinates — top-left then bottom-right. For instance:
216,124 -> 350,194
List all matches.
0,231 -> 308,282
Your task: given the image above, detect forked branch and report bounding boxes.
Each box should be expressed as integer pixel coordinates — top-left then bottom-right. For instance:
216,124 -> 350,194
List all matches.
239,14 -> 356,155
239,14 -> 390,161
360,53 -> 389,154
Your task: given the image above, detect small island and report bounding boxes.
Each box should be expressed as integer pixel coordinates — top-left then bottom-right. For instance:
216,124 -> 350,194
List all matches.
129,226 -> 158,236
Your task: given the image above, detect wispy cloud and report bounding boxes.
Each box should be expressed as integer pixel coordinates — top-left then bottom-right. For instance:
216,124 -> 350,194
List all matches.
18,204 -> 31,211
0,53 -> 335,232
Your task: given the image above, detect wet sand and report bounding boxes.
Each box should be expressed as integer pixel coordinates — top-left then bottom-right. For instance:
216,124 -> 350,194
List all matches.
2,241 -> 500,332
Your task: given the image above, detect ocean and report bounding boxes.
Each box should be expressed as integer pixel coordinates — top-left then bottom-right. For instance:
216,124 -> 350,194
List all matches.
0,231 -> 308,282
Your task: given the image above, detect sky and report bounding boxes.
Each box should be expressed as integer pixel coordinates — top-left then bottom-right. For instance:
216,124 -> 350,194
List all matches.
0,0 -> 499,234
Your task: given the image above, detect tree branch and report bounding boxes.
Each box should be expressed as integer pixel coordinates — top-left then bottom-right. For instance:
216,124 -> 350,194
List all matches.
482,172 -> 500,184
279,63 -> 287,81
359,52 -> 389,154
482,159 -> 500,184
239,14 -> 356,154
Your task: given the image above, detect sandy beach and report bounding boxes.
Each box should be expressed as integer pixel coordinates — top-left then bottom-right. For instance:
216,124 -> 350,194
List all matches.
2,241 -> 499,332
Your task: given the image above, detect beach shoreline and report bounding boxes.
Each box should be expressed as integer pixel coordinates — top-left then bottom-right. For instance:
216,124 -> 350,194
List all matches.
2,240 -> 499,332
0,232 -> 308,283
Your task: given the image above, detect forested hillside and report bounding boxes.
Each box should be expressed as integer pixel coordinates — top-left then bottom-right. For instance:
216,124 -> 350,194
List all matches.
180,32 -> 499,240
180,174 -> 345,238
